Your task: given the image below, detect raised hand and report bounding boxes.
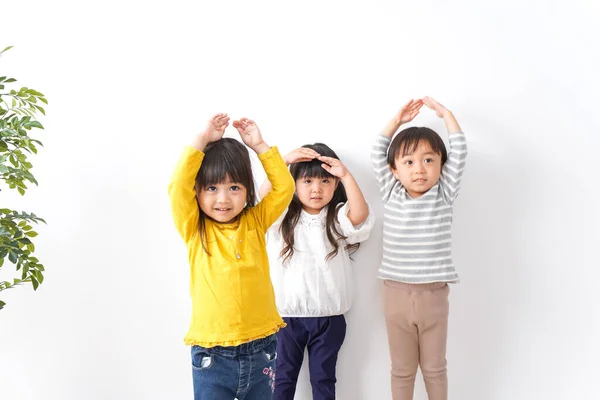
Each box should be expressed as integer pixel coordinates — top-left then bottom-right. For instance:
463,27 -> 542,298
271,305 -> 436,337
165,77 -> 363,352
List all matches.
395,99 -> 423,124
232,118 -> 267,152
284,147 -> 320,165
201,113 -> 230,143
318,156 -> 349,179
422,96 -> 449,118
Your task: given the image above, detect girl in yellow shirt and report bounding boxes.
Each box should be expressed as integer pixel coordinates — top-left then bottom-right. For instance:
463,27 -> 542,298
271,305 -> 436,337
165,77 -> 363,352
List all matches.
168,113 -> 295,400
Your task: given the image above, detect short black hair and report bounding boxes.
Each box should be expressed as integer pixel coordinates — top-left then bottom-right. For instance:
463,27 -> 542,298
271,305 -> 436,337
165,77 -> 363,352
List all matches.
387,126 -> 448,169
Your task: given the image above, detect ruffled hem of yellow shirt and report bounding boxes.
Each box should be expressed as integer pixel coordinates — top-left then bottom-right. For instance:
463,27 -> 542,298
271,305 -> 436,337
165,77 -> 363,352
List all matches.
184,321 -> 287,348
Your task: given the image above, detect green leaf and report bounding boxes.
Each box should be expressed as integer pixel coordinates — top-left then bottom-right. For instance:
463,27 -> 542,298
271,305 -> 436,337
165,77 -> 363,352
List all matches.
8,252 -> 17,264
33,105 -> 45,115
1,46 -> 14,54
31,276 -> 39,290
0,300 -> 6,309
26,121 -> 44,129
25,231 -> 38,237
4,78 -> 16,83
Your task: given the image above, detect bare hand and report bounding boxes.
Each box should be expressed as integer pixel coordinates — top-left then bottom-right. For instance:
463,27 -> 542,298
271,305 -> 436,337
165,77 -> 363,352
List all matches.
423,96 -> 449,118
232,118 -> 265,150
318,156 -> 349,179
201,113 -> 230,143
284,147 -> 320,165
394,99 -> 423,124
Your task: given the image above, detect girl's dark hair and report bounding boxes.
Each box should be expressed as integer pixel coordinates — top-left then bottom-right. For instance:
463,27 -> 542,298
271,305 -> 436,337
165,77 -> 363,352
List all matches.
194,138 -> 257,252
387,127 -> 448,169
280,143 -> 359,264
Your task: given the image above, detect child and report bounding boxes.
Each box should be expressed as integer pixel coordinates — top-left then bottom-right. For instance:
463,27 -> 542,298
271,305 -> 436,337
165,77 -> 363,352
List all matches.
260,143 -> 375,400
371,98 -> 467,400
168,113 -> 295,400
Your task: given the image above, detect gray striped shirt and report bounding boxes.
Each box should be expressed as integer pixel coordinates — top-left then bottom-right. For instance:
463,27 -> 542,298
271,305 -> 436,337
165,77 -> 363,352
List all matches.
371,132 -> 467,283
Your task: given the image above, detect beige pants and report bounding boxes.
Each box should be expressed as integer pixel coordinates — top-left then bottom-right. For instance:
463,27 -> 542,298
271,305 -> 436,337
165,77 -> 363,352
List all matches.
383,280 -> 450,400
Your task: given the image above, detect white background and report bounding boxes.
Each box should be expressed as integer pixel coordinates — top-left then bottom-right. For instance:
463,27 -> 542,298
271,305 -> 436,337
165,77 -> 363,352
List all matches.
1,1 -> 599,399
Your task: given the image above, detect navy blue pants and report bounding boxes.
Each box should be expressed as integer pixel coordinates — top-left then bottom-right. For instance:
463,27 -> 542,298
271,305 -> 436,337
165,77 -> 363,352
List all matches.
274,315 -> 346,400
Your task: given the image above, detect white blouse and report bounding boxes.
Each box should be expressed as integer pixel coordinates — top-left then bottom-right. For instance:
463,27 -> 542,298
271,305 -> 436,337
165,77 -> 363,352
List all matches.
267,202 -> 375,317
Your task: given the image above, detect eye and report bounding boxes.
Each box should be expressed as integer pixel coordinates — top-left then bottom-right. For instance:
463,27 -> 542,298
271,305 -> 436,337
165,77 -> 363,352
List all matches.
303,179 -> 312,184
404,160 -> 413,165
229,185 -> 240,191
424,158 -> 434,164
205,186 -> 217,192
322,179 -> 330,184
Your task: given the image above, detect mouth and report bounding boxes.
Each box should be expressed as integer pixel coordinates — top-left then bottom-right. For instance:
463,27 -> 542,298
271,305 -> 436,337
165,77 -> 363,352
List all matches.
214,208 -> 232,213
310,197 -> 323,201
413,178 -> 427,183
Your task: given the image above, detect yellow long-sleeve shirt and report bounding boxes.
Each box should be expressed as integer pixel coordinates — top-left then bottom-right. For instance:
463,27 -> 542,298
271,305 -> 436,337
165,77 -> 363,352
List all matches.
168,145 -> 294,347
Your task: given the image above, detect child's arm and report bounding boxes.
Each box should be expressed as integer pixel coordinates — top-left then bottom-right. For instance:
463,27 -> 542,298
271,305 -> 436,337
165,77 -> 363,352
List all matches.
319,156 -> 369,226
233,118 -> 295,231
258,147 -> 320,199
168,113 -> 230,242
371,99 -> 423,202
422,97 -> 467,205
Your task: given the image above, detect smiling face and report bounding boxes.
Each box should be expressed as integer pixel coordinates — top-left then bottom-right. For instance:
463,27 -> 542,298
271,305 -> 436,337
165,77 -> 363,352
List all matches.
197,177 -> 247,223
392,140 -> 442,198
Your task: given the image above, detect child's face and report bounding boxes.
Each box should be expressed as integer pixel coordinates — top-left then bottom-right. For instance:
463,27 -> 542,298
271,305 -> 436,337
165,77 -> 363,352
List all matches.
392,141 -> 443,198
197,178 -> 247,223
295,175 -> 338,215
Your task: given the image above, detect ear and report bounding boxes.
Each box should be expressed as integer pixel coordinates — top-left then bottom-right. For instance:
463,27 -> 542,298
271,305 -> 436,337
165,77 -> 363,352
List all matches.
390,165 -> 401,181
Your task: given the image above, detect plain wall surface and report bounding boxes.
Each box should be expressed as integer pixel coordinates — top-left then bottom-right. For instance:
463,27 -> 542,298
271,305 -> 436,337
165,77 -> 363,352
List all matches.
1,1 -> 599,399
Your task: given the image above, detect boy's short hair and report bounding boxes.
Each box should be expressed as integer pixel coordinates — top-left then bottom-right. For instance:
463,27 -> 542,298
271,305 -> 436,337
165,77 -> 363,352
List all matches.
387,126 -> 448,169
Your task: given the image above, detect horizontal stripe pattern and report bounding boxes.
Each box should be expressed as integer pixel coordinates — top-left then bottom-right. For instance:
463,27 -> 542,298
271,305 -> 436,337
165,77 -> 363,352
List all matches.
371,132 -> 467,283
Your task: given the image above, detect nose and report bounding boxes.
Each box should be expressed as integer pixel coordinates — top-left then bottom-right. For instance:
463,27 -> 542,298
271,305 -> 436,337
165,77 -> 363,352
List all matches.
311,182 -> 322,193
216,191 -> 229,203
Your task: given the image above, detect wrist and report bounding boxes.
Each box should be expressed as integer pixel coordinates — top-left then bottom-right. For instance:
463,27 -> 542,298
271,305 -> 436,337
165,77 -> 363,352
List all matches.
191,135 -> 210,151
340,171 -> 354,183
252,142 -> 270,154
383,118 -> 401,138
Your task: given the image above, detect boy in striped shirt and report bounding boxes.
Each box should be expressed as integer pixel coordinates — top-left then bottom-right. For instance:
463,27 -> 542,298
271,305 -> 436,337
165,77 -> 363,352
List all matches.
371,97 -> 467,400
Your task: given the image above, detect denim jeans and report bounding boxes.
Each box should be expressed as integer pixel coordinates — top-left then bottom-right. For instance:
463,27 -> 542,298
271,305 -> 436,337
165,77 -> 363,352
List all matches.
191,334 -> 277,400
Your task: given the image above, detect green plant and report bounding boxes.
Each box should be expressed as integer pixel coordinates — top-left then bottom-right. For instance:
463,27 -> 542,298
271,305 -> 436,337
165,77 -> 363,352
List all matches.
0,46 -> 48,310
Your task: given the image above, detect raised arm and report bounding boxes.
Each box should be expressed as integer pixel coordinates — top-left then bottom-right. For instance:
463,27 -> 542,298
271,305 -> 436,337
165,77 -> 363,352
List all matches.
233,118 -> 295,230
168,113 -> 229,242
372,99 -> 423,201
258,147 -> 320,199
422,97 -> 467,204
319,156 -> 369,226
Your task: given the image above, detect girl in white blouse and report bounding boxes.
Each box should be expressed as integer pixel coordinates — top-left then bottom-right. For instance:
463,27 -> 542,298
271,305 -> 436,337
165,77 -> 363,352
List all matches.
259,143 -> 375,400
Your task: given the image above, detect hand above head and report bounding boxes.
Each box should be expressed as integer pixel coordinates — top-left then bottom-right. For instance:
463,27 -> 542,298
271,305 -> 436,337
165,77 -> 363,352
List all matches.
318,156 -> 349,179
232,118 -> 269,153
394,99 -> 424,124
201,113 -> 230,143
422,96 -> 450,118
284,147 -> 321,165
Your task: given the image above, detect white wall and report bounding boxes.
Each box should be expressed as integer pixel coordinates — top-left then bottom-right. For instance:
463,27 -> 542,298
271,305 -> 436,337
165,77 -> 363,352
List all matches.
1,1 -> 599,399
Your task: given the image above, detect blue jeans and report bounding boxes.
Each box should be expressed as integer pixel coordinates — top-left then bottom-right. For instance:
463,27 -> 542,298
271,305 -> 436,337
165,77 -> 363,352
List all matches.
191,334 -> 277,400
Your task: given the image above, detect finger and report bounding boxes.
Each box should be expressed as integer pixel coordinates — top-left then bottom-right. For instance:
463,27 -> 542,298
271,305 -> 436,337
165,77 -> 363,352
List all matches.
302,149 -> 320,158
320,163 -> 331,172
318,155 -> 338,164
216,117 -> 230,127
